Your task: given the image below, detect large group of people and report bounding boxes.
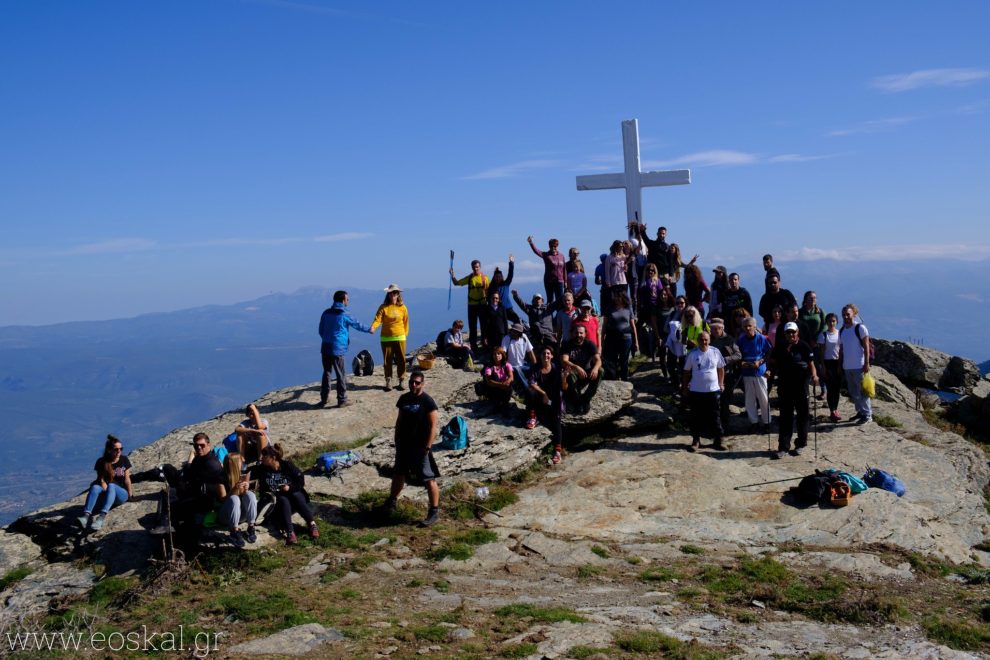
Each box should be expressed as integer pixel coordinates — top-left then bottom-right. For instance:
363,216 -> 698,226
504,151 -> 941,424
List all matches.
80,221 -> 876,545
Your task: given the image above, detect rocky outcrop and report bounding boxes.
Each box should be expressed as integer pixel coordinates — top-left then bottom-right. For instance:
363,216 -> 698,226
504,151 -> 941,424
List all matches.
949,377 -> 990,438
873,338 -> 981,393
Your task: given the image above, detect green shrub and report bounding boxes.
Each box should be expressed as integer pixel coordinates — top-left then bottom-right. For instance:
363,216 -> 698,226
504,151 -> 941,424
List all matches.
680,544 -> 705,555
923,615 -> 990,651
89,576 -> 136,605
640,566 -> 681,583
0,566 -> 32,591
873,414 -> 902,428
494,603 -> 586,623
577,565 -> 605,578
591,545 -> 609,558
501,642 -> 538,657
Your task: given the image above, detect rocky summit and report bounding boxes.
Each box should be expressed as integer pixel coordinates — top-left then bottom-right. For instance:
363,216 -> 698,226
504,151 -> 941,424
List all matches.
2,341 -> 989,658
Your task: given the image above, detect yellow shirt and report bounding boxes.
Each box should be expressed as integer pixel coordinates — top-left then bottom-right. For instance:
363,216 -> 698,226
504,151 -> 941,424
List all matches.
454,273 -> 490,305
371,303 -> 409,342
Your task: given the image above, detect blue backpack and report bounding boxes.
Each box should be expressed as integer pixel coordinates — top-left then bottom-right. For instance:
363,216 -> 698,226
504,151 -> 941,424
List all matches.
435,415 -> 469,451
863,467 -> 906,497
316,449 -> 362,479
223,432 -> 240,455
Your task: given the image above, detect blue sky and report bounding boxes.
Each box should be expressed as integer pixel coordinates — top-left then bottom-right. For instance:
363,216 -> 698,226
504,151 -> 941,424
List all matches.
2,1 -> 988,325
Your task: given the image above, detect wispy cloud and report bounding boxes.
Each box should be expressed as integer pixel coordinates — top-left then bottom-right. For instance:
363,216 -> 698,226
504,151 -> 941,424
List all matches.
777,244 -> 990,262
461,159 -> 562,180
872,67 -> 990,93
828,116 -> 918,137
955,99 -> 990,115
956,293 -> 985,304
643,150 -> 835,169
11,233 -> 373,259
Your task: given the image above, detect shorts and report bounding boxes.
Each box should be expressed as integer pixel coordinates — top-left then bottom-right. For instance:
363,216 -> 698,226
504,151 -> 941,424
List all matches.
394,445 -> 440,485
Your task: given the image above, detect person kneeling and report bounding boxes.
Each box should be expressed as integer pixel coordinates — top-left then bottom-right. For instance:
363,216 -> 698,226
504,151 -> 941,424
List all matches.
560,325 -> 602,415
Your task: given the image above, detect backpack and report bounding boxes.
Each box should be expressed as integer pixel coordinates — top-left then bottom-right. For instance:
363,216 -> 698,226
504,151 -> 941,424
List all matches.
222,432 -> 240,455
315,449 -> 362,479
435,330 -> 449,355
863,467 -> 906,497
795,473 -> 832,506
435,415 -> 470,451
351,349 -> 375,376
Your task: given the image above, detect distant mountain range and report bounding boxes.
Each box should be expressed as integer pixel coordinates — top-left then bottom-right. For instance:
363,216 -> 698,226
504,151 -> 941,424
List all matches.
1,258 -> 987,524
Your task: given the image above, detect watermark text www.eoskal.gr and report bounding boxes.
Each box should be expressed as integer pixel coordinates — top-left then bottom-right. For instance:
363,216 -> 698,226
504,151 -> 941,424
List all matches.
5,625 -> 221,656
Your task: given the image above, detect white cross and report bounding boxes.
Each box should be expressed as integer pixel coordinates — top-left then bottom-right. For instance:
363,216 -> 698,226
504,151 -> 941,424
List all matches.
576,119 -> 691,233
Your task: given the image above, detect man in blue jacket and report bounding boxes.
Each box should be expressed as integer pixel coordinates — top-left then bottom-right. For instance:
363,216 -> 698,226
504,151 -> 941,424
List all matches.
319,290 -> 374,407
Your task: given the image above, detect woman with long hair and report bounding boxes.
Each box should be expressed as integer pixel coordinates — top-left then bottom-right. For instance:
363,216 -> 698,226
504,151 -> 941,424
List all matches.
526,345 -> 567,464
258,443 -> 318,545
638,263 -> 664,362
219,453 -> 257,547
665,243 -> 697,297
565,248 -> 589,302
681,305 -> 708,352
371,284 -> 410,391
77,435 -> 132,531
486,254 -> 515,312
682,264 -> 711,319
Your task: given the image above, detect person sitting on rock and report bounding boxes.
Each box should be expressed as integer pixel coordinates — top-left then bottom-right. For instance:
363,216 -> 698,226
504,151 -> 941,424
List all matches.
443,319 -> 474,370
682,330 -> 726,451
478,346 -> 514,408
501,322 -> 536,395
526,345 -> 567,464
560,325 -> 602,415
168,433 -> 226,538
236,403 -> 269,465
766,322 -> 818,458
512,290 -> 556,349
219,453 -> 257,548
258,443 -> 318,544
78,434 -> 132,531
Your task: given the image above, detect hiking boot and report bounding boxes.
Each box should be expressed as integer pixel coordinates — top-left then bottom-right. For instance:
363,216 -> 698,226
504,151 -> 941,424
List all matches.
849,412 -> 864,422
338,399 -> 352,408
309,521 -> 320,539
688,440 -> 700,452
712,441 -> 727,451
90,514 -> 106,531
418,507 -> 440,528
77,514 -> 91,529
230,529 -> 246,548
789,447 -> 804,457
829,410 -> 841,423
286,532 -> 298,545
396,380 -> 405,391
770,450 -> 785,460
552,450 -> 562,465
384,378 -> 392,392
857,416 -> 871,425
245,525 -> 257,544
525,411 -> 538,430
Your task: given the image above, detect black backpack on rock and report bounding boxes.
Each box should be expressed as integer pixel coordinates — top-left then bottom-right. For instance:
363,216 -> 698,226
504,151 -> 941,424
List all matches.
351,349 -> 375,376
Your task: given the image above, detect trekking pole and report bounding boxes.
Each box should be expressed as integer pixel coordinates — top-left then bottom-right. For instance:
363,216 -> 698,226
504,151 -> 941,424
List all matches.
447,250 -> 454,310
766,385 -> 773,454
734,475 -> 804,490
812,381 -> 819,461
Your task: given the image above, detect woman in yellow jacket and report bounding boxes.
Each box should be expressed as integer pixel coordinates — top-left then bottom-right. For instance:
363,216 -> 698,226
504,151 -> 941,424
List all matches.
371,284 -> 410,391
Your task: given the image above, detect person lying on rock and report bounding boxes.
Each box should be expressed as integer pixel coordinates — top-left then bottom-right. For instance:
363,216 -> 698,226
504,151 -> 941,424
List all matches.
560,324 -> 602,415
77,434 -> 132,531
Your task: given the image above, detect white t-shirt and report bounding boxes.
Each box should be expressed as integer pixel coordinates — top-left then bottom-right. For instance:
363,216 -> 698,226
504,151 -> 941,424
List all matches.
684,347 -> 725,392
666,320 -> 684,357
839,323 -> 868,370
817,329 -> 841,360
501,333 -> 534,370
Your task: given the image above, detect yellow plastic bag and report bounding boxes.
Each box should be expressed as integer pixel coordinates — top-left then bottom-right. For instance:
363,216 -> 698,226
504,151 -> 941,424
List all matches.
861,372 -> 876,399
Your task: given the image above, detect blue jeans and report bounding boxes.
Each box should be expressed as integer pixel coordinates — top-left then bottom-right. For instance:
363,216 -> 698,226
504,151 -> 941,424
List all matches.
84,483 -> 129,515
844,368 -> 872,418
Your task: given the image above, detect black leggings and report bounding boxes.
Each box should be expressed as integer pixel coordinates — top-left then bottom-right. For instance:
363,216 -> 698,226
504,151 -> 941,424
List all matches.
823,359 -> 842,412
273,491 -> 314,534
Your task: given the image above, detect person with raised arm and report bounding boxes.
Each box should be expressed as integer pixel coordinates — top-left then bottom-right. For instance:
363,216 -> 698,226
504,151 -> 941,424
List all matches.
450,260 -> 490,353
527,235 -> 566,308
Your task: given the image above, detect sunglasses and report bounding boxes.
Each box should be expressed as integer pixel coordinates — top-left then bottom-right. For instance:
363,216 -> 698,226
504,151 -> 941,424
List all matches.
194,443 -> 208,449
